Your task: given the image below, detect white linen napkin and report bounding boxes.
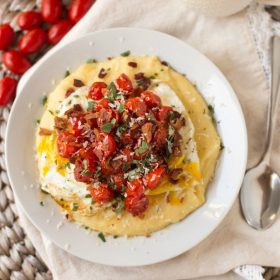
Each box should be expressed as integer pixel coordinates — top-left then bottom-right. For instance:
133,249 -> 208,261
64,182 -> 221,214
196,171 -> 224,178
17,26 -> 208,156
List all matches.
17,0 -> 280,279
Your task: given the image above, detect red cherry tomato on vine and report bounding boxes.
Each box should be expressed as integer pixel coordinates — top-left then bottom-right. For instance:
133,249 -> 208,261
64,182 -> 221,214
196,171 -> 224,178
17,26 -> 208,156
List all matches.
115,73 -> 133,94
144,167 -> 166,190
0,77 -> 17,106
0,24 -> 14,50
88,82 -> 107,100
125,97 -> 147,117
68,0 -> 95,24
2,50 -> 31,75
19,28 -> 47,54
41,0 -> 63,24
88,183 -> 115,203
48,19 -> 72,45
17,11 -> 42,30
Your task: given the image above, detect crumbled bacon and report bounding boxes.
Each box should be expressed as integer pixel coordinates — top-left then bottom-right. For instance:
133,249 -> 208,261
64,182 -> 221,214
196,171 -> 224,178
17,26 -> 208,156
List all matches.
128,62 -> 137,68
65,104 -> 83,116
54,116 -> 68,130
141,122 -> 153,143
65,88 -> 75,97
39,127 -> 53,136
168,168 -> 183,184
98,68 -> 107,78
73,79 -> 84,87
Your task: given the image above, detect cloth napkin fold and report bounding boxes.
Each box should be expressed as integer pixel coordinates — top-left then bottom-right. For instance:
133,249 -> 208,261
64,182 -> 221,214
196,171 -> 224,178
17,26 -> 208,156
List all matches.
17,0 -> 280,279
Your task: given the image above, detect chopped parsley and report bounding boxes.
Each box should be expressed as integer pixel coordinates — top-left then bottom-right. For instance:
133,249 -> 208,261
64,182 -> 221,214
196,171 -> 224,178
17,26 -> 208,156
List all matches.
116,123 -> 127,137
117,103 -> 125,113
135,140 -> 150,155
64,162 -> 71,169
40,201 -> 44,206
88,101 -> 95,112
83,159 -> 88,169
87,58 -> 97,64
85,194 -> 91,198
113,235 -> 119,239
72,203 -> 79,211
220,142 -> 225,151
36,119 -> 40,125
81,169 -> 90,175
147,114 -> 156,121
108,82 -> 117,102
115,200 -> 124,214
120,50 -> 130,57
42,96 -> 48,106
98,232 -> 106,242
48,110 -> 54,115
101,119 -> 116,133
64,70 -> 70,78
208,104 -> 216,123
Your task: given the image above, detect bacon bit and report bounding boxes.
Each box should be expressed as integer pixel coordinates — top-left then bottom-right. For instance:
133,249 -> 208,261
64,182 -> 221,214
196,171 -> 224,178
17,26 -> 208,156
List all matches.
173,146 -> 182,157
65,104 -> 83,116
134,72 -> 151,93
168,168 -> 183,184
73,79 -> 85,87
141,122 -> 153,143
98,68 -> 107,79
161,61 -> 169,66
65,88 -> 75,97
134,72 -> 144,80
128,62 -> 137,68
107,57 -> 112,60
54,116 -> 68,130
39,127 -> 53,136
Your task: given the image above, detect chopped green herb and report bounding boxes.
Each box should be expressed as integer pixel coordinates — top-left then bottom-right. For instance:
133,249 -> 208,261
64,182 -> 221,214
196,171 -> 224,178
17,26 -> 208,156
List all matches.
113,235 -> 119,239
72,203 -> 79,211
122,163 -> 129,172
88,101 -> 95,112
83,159 -> 88,169
73,95 -> 79,98
48,110 -> 54,115
101,119 -> 115,133
64,162 -> 71,169
81,169 -> 90,175
147,114 -> 156,121
220,142 -> 225,151
108,82 -> 117,102
120,50 -> 130,57
87,58 -> 97,64
64,70 -> 70,78
67,100 -> 72,106
98,232 -> 106,242
125,168 -> 141,181
135,140 -> 150,155
85,194 -> 91,198
116,123 -> 127,137
91,199 -> 95,205
36,119 -> 40,125
40,201 -> 44,206
42,96 -> 48,106
117,103 -> 125,113
115,200 -> 124,214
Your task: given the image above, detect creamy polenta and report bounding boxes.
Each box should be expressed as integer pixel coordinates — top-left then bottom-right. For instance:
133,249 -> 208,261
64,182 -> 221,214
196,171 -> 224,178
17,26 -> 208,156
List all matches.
36,56 -> 220,236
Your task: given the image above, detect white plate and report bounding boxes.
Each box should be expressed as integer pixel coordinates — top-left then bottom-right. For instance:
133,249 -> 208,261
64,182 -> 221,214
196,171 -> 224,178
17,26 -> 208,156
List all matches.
5,28 -> 247,267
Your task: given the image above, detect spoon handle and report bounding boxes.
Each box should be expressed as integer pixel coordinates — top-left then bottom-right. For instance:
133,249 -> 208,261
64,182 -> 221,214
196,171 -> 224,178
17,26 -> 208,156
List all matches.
263,36 -> 280,163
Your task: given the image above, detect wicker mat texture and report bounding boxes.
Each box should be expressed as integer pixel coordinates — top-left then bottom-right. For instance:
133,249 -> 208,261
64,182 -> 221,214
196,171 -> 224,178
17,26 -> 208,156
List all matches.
0,0 -> 279,279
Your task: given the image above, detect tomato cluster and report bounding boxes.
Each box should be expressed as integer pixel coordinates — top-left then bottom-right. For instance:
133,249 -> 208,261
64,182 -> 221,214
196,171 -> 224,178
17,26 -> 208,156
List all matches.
0,0 -> 95,105
52,73 -> 185,216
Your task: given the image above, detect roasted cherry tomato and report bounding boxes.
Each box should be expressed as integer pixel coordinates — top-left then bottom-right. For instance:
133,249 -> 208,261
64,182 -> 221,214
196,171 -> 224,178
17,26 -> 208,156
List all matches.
125,97 -> 147,117
154,125 -> 168,148
68,112 -> 85,135
0,24 -> 14,50
41,0 -> 63,24
115,73 -> 133,94
94,132 -> 116,160
121,133 -> 134,146
19,28 -> 47,54
156,106 -> 173,122
111,173 -> 126,192
48,19 -> 72,45
88,82 -> 107,100
17,11 -> 42,30
125,179 -> 149,216
88,183 -> 115,203
97,108 -> 119,128
57,131 -> 80,158
0,77 -> 17,106
2,50 -> 31,75
144,167 -> 166,190
94,99 -> 110,111
68,0 -> 95,24
141,91 -> 161,108
74,159 -> 92,183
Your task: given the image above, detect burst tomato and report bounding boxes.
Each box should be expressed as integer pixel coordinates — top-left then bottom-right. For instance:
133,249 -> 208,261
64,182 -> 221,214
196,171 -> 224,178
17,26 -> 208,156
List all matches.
17,11 -> 42,30
88,82 -> 107,100
41,0 -> 63,23
19,28 -> 47,54
88,183 -> 115,203
125,179 -> 148,216
94,132 -> 116,160
115,73 -> 133,94
94,99 -> 110,111
74,159 -> 92,183
0,24 -> 14,50
68,0 -> 95,23
156,106 -> 173,122
48,19 -> 72,45
68,112 -> 85,135
141,91 -> 161,108
111,173 -> 126,192
125,97 -> 147,117
97,108 -> 119,128
2,50 -> 31,75
57,131 -> 80,158
144,167 -> 166,190
0,77 -> 17,106
154,125 -> 168,148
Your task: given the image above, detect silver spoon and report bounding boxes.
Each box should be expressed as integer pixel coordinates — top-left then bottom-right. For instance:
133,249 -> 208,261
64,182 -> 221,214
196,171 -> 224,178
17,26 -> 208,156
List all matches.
240,36 -> 280,230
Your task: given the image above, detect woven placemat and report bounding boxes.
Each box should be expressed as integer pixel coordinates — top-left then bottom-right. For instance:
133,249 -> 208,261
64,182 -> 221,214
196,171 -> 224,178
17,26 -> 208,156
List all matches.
0,1 -> 279,280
